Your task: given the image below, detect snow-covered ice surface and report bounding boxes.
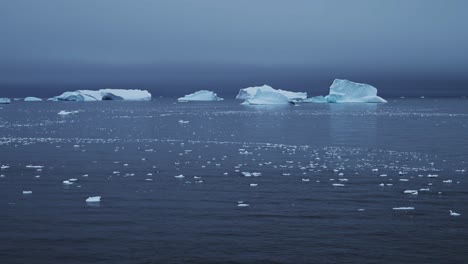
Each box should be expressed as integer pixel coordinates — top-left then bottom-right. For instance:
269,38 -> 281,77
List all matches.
0,98 -> 467,263
236,85 -> 307,100
177,90 -> 223,102
50,89 -> 151,101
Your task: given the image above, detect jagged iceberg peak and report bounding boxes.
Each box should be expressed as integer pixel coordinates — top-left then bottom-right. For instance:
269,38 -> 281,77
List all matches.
236,85 -> 307,100
244,89 -> 291,105
177,90 -> 223,102
50,89 -> 152,101
0,98 -> 11,104
325,79 -> 387,103
24,97 -> 43,102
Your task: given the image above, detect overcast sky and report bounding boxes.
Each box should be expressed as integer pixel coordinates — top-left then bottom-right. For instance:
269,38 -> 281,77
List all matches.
1,0 -> 467,97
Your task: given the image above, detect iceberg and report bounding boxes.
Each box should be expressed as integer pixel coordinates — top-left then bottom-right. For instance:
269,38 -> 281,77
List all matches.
50,89 -> 151,101
302,95 -> 328,103
0,98 -> 11,104
24,97 -> 43,102
244,90 -> 291,105
177,90 -> 223,102
236,85 -> 306,100
324,79 -> 386,103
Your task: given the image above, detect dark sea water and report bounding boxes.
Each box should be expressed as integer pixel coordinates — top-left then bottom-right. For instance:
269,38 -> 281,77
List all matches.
0,98 -> 467,264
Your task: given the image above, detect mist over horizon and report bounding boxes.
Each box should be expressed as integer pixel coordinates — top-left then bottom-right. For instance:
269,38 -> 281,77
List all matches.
1,0 -> 467,98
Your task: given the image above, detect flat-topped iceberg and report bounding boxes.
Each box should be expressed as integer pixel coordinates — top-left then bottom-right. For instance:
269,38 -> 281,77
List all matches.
178,90 -> 223,102
24,97 -> 43,102
244,90 -> 291,105
50,89 -> 151,101
0,98 -> 11,104
236,85 -> 306,100
324,79 -> 386,103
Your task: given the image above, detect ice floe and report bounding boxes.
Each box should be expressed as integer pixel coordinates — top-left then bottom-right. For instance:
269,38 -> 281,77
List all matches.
177,90 -> 223,102
50,89 -> 151,101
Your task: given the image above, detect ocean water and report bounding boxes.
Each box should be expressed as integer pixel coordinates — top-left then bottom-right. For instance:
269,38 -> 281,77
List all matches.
0,98 -> 467,264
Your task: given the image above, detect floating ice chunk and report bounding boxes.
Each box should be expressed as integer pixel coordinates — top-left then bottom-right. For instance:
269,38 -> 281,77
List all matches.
449,210 -> 461,216
22,191 -> 32,195
26,165 -> 44,169
393,207 -> 415,210
236,85 -> 306,100
0,98 -> 11,104
177,90 -> 223,102
241,172 -> 252,177
178,120 -> 189,124
302,96 -> 327,103
251,172 -> 262,177
302,178 -> 310,182
1,165 -> 10,169
443,179 -> 453,183
427,174 -> 438,178
244,90 -> 291,105
174,174 -> 185,179
62,180 -> 73,185
50,89 -> 151,101
250,183 -> 258,187
324,79 -> 387,103
237,203 -> 250,207
24,97 -> 43,102
403,190 -> 418,195
332,183 -> 345,187
86,196 -> 101,203
58,110 -> 80,116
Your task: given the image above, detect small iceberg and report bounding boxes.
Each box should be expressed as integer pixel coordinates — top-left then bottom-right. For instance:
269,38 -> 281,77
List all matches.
24,97 -> 43,102
236,85 -> 307,101
50,89 -> 151,101
177,90 -> 223,102
58,110 -> 80,116
392,207 -> 415,211
0,98 -> 11,104
302,79 -> 387,103
244,90 -> 291,105
86,196 -> 101,203
449,210 -> 461,216
22,190 -> 32,195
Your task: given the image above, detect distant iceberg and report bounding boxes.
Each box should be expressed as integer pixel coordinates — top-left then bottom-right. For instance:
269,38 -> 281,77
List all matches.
24,97 -> 43,102
177,90 -> 223,102
244,90 -> 291,105
236,85 -> 307,100
0,98 -> 11,104
50,89 -> 151,101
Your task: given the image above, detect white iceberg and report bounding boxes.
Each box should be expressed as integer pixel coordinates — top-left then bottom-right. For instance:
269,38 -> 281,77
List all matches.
177,90 -> 223,102
50,89 -> 151,101
325,79 -> 387,103
24,97 -> 43,102
236,85 -> 307,100
0,98 -> 11,104
58,110 -> 80,116
244,90 -> 291,105
302,95 -> 328,103
86,196 -> 101,203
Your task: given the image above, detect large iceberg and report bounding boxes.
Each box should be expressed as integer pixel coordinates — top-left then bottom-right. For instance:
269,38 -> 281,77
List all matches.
236,85 -> 307,100
177,90 -> 223,102
24,97 -> 43,102
50,89 -> 151,101
244,90 -> 291,105
0,98 -> 11,104
324,79 -> 386,103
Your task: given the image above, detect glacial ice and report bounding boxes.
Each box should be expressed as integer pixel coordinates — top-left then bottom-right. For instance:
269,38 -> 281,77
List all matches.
236,85 -> 307,100
0,98 -> 11,104
325,79 -> 387,103
58,110 -> 80,116
177,90 -> 223,102
50,89 -> 151,101
86,196 -> 101,203
24,97 -> 43,102
244,90 -> 291,105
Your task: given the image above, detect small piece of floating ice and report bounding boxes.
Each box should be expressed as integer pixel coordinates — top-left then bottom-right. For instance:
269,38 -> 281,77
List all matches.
403,190 -> 418,195
174,174 -> 185,179
50,89 -> 151,101
62,180 -> 73,185
392,207 -> 415,211
58,110 -> 80,116
22,191 -> 32,195
177,90 -> 223,102
24,97 -> 43,102
237,203 -> 250,207
86,196 -> 101,203
449,210 -> 461,216
178,120 -> 189,124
